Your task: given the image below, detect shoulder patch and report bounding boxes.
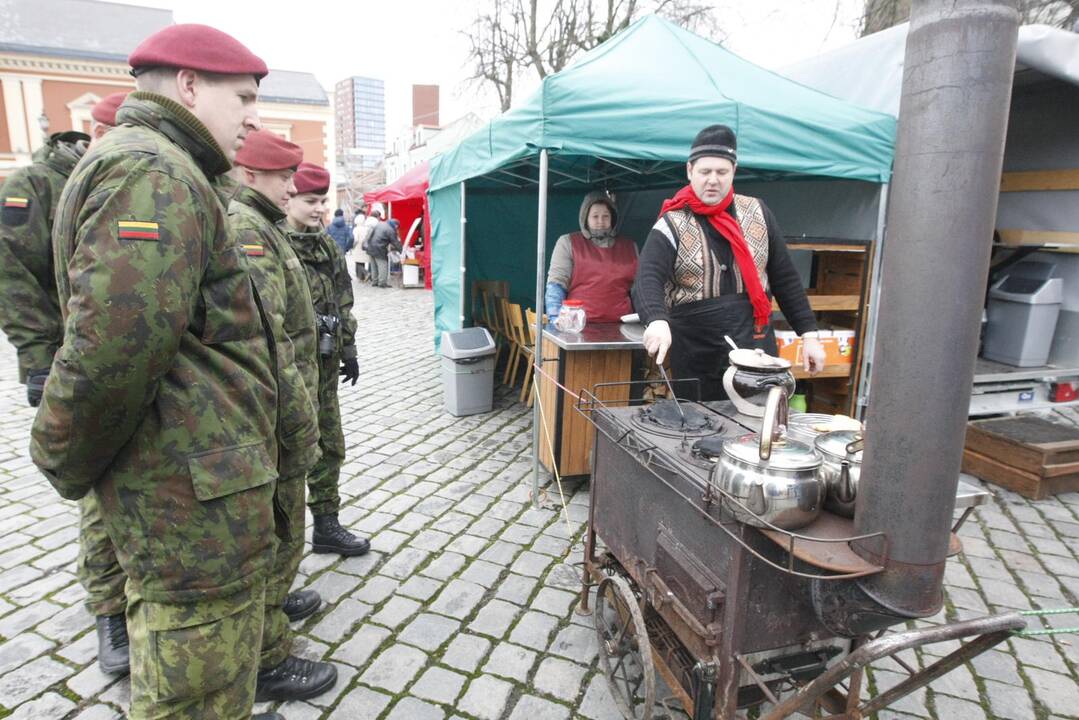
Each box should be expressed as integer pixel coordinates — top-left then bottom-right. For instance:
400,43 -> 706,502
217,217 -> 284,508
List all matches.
117,220 -> 159,240
242,243 -> 265,257
1,197 -> 31,226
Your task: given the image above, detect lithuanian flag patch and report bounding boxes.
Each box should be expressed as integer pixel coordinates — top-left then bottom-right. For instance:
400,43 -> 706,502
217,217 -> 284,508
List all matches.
241,243 -> 265,257
117,220 -> 160,240
3,197 -> 29,208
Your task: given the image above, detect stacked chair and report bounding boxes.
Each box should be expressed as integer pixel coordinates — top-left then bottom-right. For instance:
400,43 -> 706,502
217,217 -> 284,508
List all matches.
470,280 -> 541,407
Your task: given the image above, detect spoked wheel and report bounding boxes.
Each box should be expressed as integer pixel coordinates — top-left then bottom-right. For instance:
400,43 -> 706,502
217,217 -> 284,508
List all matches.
594,574 -> 656,720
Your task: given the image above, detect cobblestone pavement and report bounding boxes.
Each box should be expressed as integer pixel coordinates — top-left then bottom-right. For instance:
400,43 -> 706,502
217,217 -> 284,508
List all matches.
0,284 -> 1077,720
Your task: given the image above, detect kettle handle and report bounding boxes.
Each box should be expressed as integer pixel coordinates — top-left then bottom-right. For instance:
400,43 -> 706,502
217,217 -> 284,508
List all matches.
722,365 -> 757,416
758,386 -> 788,461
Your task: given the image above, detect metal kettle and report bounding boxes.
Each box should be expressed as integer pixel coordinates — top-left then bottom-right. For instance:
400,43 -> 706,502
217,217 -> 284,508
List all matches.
713,387 -> 824,530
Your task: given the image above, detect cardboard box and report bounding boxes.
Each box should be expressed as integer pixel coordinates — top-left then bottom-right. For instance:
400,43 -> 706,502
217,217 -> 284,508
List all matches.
775,328 -> 856,366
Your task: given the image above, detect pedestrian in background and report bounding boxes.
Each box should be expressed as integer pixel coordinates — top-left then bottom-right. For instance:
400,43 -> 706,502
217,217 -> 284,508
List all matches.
326,207 -> 352,255
368,217 -> 402,288
351,205 -> 371,282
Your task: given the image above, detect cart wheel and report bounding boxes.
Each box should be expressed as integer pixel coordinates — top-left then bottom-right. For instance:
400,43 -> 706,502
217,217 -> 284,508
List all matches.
594,575 -> 656,720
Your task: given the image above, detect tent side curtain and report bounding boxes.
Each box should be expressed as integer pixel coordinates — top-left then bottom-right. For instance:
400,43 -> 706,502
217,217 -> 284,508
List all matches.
430,183 -> 463,350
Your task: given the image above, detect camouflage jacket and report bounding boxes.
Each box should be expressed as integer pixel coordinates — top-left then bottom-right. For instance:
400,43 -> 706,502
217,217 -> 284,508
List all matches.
0,135 -> 86,381
229,185 -> 320,478
30,92 -> 281,604
285,226 -> 357,361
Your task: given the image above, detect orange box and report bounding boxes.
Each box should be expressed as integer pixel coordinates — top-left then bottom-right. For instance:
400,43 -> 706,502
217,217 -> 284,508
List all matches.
775,329 -> 856,366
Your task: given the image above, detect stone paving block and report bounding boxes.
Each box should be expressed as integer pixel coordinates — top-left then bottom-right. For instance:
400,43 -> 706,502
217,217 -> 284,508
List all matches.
398,612 -> 460,652
310,598 -> 372,643
531,587 -> 577,616
71,705 -> 123,720
67,661 -> 120,699
397,574 -> 442,602
351,575 -> 398,605
509,609 -> 560,651
548,622 -> 600,664
459,558 -> 504,587
272,700 -> 323,720
0,632 -> 55,675
872,669 -> 928,717
578,675 -> 624,720
507,694 -> 572,720
55,630 -> 97,665
421,551 -> 467,581
410,666 -> 468,705
385,697 -> 446,720
329,685 -> 392,720
467,598 -> 522,639
1010,635 -> 1071,674
532,656 -> 587,702
306,570 -> 361,605
495,572 -> 539,605
446,534 -> 488,557
0,654 -> 75,707
330,623 -> 391,667
370,595 -> 421,628
482,641 -> 537,682
926,662 -> 978,700
440,632 -> 492,673
336,550 -> 382,578
369,529 -> 409,554
6,691 -> 77,719
984,678 -> 1037,719
1025,666 -> 1079,716
358,643 -> 428,693
428,578 -> 485,619
35,602 -> 93,644
457,674 -> 514,720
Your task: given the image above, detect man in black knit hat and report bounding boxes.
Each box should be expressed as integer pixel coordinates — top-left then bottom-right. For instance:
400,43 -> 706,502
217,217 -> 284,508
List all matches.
633,124 -> 826,400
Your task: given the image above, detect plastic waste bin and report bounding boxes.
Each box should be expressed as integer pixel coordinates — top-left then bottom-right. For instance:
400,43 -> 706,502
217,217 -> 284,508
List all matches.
983,262 -> 1062,367
441,327 -> 496,416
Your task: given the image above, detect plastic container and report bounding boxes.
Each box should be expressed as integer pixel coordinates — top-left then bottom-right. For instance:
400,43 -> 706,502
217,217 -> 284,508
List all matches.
556,298 -> 587,333
983,263 -> 1062,367
440,327 -> 496,416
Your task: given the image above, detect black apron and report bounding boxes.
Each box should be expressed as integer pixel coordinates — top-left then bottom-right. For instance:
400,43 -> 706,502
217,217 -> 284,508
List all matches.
668,294 -> 777,401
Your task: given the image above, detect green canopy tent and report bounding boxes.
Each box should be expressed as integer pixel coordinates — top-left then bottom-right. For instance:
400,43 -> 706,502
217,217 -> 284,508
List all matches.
427,15 -> 896,495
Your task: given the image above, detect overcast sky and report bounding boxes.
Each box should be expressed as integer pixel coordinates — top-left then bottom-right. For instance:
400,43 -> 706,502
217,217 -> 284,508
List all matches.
113,0 -> 867,147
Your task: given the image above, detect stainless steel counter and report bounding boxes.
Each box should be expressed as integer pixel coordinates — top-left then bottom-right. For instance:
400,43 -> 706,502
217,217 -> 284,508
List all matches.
541,322 -> 645,351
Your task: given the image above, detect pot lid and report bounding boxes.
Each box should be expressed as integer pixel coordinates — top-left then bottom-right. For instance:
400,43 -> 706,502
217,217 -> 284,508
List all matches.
728,347 -> 791,370
722,432 -> 821,470
562,299 -> 584,307
815,430 -> 864,461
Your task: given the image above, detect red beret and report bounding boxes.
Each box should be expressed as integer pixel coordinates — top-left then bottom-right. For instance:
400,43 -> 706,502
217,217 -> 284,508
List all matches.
292,162 -> 330,195
90,92 -> 129,126
129,24 -> 268,80
235,130 -> 303,171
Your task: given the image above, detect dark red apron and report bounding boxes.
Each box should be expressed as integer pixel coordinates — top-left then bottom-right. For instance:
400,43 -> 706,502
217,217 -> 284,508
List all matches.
567,233 -> 637,323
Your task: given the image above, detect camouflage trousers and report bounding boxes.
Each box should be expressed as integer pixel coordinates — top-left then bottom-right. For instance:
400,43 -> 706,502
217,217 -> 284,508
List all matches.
77,491 -> 127,617
260,470 -> 306,669
307,355 -> 344,516
128,581 -> 265,720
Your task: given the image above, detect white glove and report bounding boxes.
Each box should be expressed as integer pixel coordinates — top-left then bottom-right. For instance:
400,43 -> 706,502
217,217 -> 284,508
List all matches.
802,334 -> 827,375
643,320 -> 672,366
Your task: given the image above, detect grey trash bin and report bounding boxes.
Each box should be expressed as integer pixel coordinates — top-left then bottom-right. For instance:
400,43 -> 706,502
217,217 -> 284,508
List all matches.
983,262 -> 1062,367
441,327 -> 496,416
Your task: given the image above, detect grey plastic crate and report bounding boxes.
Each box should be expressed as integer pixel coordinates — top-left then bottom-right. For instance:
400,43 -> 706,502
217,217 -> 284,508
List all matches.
441,328 -> 496,416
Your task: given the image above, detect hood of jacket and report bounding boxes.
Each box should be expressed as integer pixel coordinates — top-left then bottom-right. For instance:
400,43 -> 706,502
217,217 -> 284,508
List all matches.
579,191 -> 618,241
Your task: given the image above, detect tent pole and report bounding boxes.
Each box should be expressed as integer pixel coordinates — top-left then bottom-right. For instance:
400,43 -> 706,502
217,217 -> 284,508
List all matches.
856,182 -> 889,421
531,149 -> 549,509
459,182 -> 467,329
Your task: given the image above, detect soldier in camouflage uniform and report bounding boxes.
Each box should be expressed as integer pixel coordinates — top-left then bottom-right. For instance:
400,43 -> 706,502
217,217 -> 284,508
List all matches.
31,24 -> 285,720
285,163 -> 369,556
0,119 -> 135,676
227,129 -> 337,702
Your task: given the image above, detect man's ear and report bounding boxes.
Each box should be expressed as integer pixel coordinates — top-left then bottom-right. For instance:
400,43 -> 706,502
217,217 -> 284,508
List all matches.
175,69 -> 198,108
685,160 -> 693,181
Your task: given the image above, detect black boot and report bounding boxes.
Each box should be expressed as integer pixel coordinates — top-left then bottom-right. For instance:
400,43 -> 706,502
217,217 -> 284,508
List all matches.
312,513 -> 370,556
96,613 -> 130,676
252,714 -> 285,720
255,654 -> 337,702
283,589 -> 321,622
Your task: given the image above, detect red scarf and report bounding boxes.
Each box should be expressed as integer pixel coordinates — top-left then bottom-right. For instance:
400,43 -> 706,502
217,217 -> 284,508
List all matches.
659,185 -> 771,330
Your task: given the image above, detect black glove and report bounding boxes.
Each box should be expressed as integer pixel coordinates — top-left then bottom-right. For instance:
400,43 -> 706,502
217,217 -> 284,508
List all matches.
26,369 -> 49,407
340,357 -> 359,386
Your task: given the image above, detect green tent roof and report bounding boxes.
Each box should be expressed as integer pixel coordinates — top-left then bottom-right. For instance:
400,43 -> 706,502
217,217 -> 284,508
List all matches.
429,15 -> 896,191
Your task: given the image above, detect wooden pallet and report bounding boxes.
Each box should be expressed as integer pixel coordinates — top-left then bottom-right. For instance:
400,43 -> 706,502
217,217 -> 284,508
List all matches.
963,416 -> 1079,500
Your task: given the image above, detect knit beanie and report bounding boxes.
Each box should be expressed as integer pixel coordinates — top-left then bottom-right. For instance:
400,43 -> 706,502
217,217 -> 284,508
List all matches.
689,124 -> 737,164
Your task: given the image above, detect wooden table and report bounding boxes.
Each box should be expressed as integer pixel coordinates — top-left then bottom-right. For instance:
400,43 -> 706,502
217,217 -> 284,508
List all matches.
537,323 -> 642,477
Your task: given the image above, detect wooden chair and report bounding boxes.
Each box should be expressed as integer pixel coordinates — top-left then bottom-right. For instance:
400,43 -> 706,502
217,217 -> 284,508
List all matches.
522,308 -> 543,406
500,299 -> 527,387
471,279 -> 507,333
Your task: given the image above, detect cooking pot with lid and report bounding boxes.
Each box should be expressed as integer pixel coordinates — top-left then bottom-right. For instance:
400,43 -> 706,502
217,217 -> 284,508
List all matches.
722,348 -> 796,417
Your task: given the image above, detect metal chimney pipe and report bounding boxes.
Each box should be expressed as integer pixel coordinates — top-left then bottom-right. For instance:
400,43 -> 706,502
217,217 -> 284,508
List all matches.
851,0 -> 1019,619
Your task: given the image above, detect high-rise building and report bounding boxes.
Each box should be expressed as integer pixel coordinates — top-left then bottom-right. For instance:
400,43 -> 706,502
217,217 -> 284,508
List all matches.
334,75 -> 385,174
412,84 -> 439,128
